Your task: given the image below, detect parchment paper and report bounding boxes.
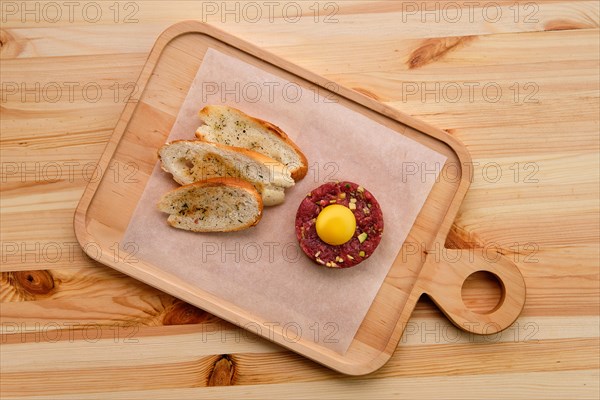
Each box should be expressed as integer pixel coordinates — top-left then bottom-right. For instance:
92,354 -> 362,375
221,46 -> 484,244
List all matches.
122,49 -> 447,354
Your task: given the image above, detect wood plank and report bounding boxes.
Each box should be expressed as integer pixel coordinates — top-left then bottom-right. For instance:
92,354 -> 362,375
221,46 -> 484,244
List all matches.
1,1 -> 597,37
2,313 -> 598,347
1,338 -> 598,396
3,370 -> 596,400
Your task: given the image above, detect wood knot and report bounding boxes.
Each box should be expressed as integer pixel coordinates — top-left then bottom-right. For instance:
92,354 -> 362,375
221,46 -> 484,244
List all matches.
352,87 -> 381,101
408,36 -> 476,69
162,300 -> 213,325
0,29 -> 23,58
544,19 -> 593,31
11,270 -> 56,296
207,355 -> 236,386
444,226 -> 480,249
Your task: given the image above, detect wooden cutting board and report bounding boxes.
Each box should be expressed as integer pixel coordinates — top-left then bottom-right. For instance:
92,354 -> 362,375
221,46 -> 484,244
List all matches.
73,21 -> 525,375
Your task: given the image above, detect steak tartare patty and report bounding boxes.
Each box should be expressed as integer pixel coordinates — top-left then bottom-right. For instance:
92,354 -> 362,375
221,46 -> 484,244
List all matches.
295,181 -> 384,268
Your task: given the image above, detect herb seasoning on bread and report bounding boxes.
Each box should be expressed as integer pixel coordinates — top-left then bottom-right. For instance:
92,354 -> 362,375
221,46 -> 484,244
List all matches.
158,140 -> 293,207
158,178 -> 263,232
196,105 -> 308,181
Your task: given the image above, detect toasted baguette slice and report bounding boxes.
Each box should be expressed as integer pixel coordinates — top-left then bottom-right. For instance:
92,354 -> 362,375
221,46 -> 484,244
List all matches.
195,105 -> 308,181
158,140 -> 294,206
158,178 -> 262,232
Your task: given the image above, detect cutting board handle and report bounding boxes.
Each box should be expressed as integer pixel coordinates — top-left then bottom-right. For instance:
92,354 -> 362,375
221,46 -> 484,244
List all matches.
418,247 -> 526,335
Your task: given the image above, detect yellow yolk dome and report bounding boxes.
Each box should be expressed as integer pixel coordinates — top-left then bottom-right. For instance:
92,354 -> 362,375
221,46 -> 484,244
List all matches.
315,204 -> 357,246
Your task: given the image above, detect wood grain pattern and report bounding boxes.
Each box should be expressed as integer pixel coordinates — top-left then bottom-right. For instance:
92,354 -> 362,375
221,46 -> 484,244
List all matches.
1,0 -> 598,396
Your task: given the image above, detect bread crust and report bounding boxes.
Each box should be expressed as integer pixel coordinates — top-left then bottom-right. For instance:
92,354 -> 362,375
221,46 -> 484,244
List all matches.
158,177 -> 263,233
157,140 -> 287,174
197,105 -> 308,181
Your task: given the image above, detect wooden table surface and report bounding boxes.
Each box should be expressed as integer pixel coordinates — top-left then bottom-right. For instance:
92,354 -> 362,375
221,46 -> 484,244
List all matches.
1,1 -> 599,398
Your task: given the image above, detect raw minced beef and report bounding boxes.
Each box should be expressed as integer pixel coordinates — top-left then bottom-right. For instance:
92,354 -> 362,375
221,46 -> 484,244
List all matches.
295,181 -> 384,268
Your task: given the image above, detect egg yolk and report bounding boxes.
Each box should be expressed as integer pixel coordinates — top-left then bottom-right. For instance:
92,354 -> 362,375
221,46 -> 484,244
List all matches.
315,204 -> 357,246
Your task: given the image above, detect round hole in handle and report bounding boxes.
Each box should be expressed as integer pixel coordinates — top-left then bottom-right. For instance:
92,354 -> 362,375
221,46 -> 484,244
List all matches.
461,271 -> 505,315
